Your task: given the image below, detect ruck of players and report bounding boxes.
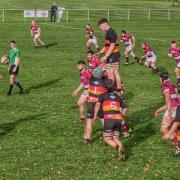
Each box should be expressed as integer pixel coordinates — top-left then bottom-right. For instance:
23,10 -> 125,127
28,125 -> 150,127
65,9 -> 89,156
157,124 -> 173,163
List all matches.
72,18 -> 180,160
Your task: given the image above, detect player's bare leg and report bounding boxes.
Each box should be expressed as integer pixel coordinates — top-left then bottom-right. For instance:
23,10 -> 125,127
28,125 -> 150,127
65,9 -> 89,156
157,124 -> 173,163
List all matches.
77,95 -> 87,123
130,51 -> 141,64
124,51 -> 129,65
38,38 -> 46,47
113,67 -> 122,91
84,118 -> 93,144
86,40 -> 92,50
34,38 -> 38,47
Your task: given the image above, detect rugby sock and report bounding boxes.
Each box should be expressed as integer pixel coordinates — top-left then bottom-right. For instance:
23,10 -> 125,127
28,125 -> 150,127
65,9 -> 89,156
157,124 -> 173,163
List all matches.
125,57 -> 129,63
172,136 -> 177,146
14,80 -> 23,91
8,84 -> 14,95
177,77 -> 180,86
134,56 -> 139,61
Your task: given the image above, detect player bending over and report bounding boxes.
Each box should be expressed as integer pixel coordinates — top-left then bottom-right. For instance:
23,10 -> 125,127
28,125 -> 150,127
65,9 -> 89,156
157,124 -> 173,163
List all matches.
141,42 -> 158,72
86,24 -> 100,51
120,30 -> 140,65
94,79 -> 127,160
7,40 -> 24,96
84,67 -> 106,144
154,71 -> 180,156
72,61 -> 93,123
168,41 -> 180,90
31,20 -> 46,48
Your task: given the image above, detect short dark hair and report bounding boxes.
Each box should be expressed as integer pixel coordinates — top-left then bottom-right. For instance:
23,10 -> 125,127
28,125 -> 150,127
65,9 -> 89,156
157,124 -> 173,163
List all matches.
159,71 -> 170,81
122,30 -> 126,34
87,50 -> 94,55
171,40 -> 176,44
97,18 -> 108,25
77,60 -> 86,65
10,40 -> 16,44
87,23 -> 91,26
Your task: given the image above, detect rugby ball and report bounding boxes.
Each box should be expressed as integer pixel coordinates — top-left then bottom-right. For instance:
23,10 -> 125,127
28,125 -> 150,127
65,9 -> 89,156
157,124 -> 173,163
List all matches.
1,55 -> 9,64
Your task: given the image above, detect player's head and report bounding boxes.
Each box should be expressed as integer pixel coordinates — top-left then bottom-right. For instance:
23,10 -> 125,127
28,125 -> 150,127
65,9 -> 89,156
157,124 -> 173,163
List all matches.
87,50 -> 94,59
103,78 -> 114,91
86,23 -> 91,28
93,67 -> 102,78
76,60 -> 86,72
171,41 -> 176,48
97,18 -> 109,31
10,40 -> 16,49
121,30 -> 126,35
32,20 -> 36,25
159,71 -> 170,84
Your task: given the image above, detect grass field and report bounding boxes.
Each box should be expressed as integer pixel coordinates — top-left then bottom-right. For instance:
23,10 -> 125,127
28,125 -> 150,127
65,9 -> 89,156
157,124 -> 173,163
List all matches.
0,0 -> 180,179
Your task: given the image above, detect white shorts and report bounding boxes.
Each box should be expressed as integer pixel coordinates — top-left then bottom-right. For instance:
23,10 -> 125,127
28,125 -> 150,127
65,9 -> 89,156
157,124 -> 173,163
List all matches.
177,62 -> 180,68
146,55 -> 156,63
125,45 -> 133,54
34,34 -> 40,39
88,37 -> 97,45
81,90 -> 89,98
163,108 -> 177,120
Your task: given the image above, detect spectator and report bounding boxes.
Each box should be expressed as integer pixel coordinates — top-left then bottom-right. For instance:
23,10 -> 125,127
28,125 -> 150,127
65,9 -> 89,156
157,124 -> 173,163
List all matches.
50,2 -> 58,22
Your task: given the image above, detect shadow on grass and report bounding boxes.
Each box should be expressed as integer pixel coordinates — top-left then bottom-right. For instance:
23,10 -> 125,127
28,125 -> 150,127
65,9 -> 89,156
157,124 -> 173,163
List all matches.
46,42 -> 58,48
25,78 -> 60,94
0,113 -> 46,136
124,103 -> 163,159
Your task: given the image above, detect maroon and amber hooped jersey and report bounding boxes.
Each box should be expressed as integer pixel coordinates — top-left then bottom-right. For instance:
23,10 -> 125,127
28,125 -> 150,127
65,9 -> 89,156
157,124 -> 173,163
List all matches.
80,69 -> 93,89
169,47 -> 180,66
86,27 -> 94,39
98,91 -> 127,121
88,77 -> 106,103
31,24 -> 40,35
161,80 -> 180,108
105,28 -> 119,55
121,34 -> 133,47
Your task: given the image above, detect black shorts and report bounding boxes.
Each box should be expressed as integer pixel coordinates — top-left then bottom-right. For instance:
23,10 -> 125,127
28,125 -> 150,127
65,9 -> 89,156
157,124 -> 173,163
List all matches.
104,119 -> 121,133
106,52 -> 120,64
87,102 -> 103,119
174,106 -> 180,123
9,65 -> 19,75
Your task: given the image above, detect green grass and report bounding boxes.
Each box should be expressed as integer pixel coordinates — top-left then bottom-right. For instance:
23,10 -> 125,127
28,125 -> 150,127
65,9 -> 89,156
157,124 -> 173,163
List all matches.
0,0 -> 180,179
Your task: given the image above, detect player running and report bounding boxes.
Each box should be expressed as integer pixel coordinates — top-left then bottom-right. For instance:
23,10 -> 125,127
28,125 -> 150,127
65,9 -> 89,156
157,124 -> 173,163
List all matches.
87,50 -> 100,71
141,42 -> 158,72
154,71 -> 180,156
31,20 -> 46,48
84,67 -> 106,144
86,24 -> 100,51
168,41 -> 180,90
72,61 -> 93,123
7,40 -> 24,96
94,79 -> 127,160
97,18 -> 122,92
120,30 -> 140,65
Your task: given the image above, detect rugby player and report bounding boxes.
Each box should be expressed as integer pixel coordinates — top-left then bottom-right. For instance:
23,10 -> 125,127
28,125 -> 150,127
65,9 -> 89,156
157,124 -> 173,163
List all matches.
141,42 -> 158,72
97,18 -> 122,92
7,40 -> 24,96
168,41 -> 180,90
86,24 -> 100,51
87,50 -> 100,71
94,79 -> 127,160
72,61 -> 93,123
31,20 -> 46,48
120,30 -> 140,65
84,67 -> 106,144
155,71 -> 180,155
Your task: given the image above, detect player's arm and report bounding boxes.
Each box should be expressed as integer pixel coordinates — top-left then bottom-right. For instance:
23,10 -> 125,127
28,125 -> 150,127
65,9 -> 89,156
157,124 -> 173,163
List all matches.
131,35 -> 135,48
154,105 -> 166,117
72,83 -> 84,96
37,27 -> 41,35
164,90 -> 172,120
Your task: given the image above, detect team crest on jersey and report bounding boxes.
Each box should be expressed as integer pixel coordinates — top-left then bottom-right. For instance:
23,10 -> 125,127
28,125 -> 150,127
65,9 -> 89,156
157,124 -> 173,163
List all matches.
93,81 -> 99,85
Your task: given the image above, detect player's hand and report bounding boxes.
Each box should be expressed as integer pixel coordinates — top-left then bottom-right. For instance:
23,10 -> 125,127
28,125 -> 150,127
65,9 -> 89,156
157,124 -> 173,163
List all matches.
162,133 -> 170,141
72,91 -> 78,96
168,53 -> 172,58
154,110 -> 160,118
100,56 -> 107,63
